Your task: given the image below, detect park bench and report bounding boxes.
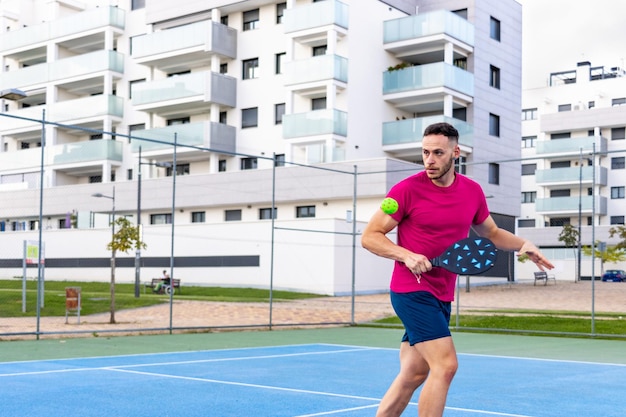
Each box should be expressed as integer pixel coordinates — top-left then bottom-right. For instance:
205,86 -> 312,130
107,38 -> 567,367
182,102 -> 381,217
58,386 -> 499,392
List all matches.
533,271 -> 556,286
145,278 -> 181,294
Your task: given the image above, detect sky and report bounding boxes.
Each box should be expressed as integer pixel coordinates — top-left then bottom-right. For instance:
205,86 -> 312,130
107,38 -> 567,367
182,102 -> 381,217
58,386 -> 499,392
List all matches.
518,0 -> 626,89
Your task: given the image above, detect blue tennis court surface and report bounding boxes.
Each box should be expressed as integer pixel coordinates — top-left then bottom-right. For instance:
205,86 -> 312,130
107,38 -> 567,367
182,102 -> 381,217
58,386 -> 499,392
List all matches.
1,343 -> 624,416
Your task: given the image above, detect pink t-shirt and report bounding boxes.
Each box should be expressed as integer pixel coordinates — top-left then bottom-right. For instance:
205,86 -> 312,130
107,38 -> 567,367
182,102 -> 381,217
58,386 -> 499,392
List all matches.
387,171 -> 490,302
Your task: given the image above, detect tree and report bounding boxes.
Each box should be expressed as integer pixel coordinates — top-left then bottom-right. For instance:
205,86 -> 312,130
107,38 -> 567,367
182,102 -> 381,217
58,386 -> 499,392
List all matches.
582,241 -> 626,278
558,224 -> 580,281
105,217 -> 147,323
609,225 -> 626,250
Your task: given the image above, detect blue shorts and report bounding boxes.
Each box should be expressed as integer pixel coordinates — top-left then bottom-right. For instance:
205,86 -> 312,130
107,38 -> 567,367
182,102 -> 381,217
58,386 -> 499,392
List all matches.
390,290 -> 452,345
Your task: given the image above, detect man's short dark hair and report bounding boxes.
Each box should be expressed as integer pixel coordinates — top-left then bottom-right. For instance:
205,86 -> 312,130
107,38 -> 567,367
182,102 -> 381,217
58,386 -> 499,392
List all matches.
423,122 -> 459,143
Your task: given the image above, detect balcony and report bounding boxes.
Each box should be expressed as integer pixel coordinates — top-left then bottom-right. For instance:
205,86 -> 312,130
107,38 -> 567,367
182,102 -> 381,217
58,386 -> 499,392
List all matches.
0,95 -> 123,134
535,196 -> 607,216
284,0 -> 348,46
540,105 -> 626,133
384,10 -> 474,60
535,166 -> 608,187
130,121 -> 236,156
535,136 -> 608,157
383,62 -> 473,112
52,139 -> 123,165
282,109 -> 347,139
0,50 -> 124,92
283,54 -> 348,96
0,6 -> 125,53
382,115 -> 473,157
131,21 -> 237,72
0,139 -> 122,176
132,71 -> 236,117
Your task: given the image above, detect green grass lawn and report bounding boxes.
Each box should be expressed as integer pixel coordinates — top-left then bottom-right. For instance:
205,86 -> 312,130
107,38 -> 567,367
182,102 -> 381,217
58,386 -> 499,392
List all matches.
0,279 -> 322,318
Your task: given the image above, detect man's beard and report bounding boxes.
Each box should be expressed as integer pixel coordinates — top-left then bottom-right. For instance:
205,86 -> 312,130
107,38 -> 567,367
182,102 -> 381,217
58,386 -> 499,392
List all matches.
428,156 -> 455,180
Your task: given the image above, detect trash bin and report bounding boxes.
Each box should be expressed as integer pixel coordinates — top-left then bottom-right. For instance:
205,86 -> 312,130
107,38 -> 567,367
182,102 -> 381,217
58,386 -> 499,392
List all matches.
65,287 -> 81,324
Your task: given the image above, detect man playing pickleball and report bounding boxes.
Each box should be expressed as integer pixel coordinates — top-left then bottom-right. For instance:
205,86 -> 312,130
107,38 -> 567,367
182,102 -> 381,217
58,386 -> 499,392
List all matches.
361,122 -> 553,417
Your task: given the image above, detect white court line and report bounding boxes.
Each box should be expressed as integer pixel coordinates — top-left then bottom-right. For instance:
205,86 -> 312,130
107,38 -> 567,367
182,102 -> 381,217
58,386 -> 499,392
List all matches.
0,346 -> 377,377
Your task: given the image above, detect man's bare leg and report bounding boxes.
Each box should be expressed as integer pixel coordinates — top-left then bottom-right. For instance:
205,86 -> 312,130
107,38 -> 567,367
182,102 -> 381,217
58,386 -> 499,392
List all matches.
414,336 -> 458,417
375,342 -> 429,417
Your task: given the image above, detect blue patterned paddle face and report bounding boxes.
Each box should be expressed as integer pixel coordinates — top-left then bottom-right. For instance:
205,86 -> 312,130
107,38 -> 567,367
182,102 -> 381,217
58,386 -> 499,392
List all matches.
430,237 -> 497,275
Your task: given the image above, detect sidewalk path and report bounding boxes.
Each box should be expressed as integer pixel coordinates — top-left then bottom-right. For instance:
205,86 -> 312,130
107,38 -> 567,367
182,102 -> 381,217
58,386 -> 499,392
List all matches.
1,281 -> 625,340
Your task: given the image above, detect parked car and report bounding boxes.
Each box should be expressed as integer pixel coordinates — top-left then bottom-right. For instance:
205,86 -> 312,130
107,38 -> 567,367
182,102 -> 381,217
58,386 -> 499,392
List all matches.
601,270 -> 626,282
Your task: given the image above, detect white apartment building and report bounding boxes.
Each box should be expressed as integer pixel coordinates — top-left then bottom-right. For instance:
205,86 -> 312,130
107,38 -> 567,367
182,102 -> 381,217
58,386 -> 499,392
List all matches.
0,0 -> 523,294
518,61 -> 626,280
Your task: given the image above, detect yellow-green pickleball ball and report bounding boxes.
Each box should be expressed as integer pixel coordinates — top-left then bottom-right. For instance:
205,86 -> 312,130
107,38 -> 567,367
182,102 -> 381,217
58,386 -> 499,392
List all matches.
380,197 -> 398,214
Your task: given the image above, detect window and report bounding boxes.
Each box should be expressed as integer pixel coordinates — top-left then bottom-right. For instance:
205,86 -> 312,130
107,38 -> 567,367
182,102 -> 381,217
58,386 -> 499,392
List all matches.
549,218 -> 569,227
518,219 -> 536,228
89,175 -> 102,183
490,17 -> 500,41
611,127 -> 625,140
489,65 -> 500,89
275,52 -> 285,74
521,108 -> 537,121
150,213 -> 172,225
588,100 -> 595,109
551,161 -> 570,169
312,45 -> 327,56
259,207 -> 277,220
275,103 -> 285,124
127,169 -> 133,180
218,159 -> 227,172
225,209 -> 242,221
489,113 -> 500,137
219,111 -> 227,124
129,79 -> 145,99
241,157 -> 258,170
220,15 -> 228,25
191,211 -> 205,223
220,63 -> 228,74
296,205 -> 316,218
243,9 -> 259,31
551,132 -> 571,139
488,163 -> 499,185
612,97 -> 626,106
131,0 -> 145,10
611,216 -> 625,225
611,157 -> 625,169
521,191 -> 536,203
312,97 -> 326,110
551,189 -> 570,198
166,164 -> 190,176
522,136 -> 536,148
167,117 -> 190,125
242,58 -> 259,80
242,107 -> 258,128
558,104 -> 572,112
275,154 -> 286,167
276,3 -> 286,24
521,164 -> 536,175
455,156 -> 467,175
611,186 -> 625,199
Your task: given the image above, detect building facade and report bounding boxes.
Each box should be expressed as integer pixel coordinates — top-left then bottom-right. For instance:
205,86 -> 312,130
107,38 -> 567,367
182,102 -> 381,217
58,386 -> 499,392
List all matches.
0,0 -> 523,294
518,61 -> 626,280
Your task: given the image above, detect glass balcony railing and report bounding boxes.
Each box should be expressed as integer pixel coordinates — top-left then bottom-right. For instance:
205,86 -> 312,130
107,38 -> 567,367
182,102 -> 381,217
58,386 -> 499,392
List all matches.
0,51 -> 124,91
535,166 -> 608,185
282,109 -> 348,139
0,95 -> 123,131
536,136 -> 608,155
283,54 -> 348,86
535,196 -> 607,214
284,0 -> 349,33
382,115 -> 473,148
132,72 -> 236,108
383,62 -> 473,97
384,9 -> 474,46
130,121 -> 236,154
131,20 -> 236,60
0,6 -> 125,52
52,139 -> 123,165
